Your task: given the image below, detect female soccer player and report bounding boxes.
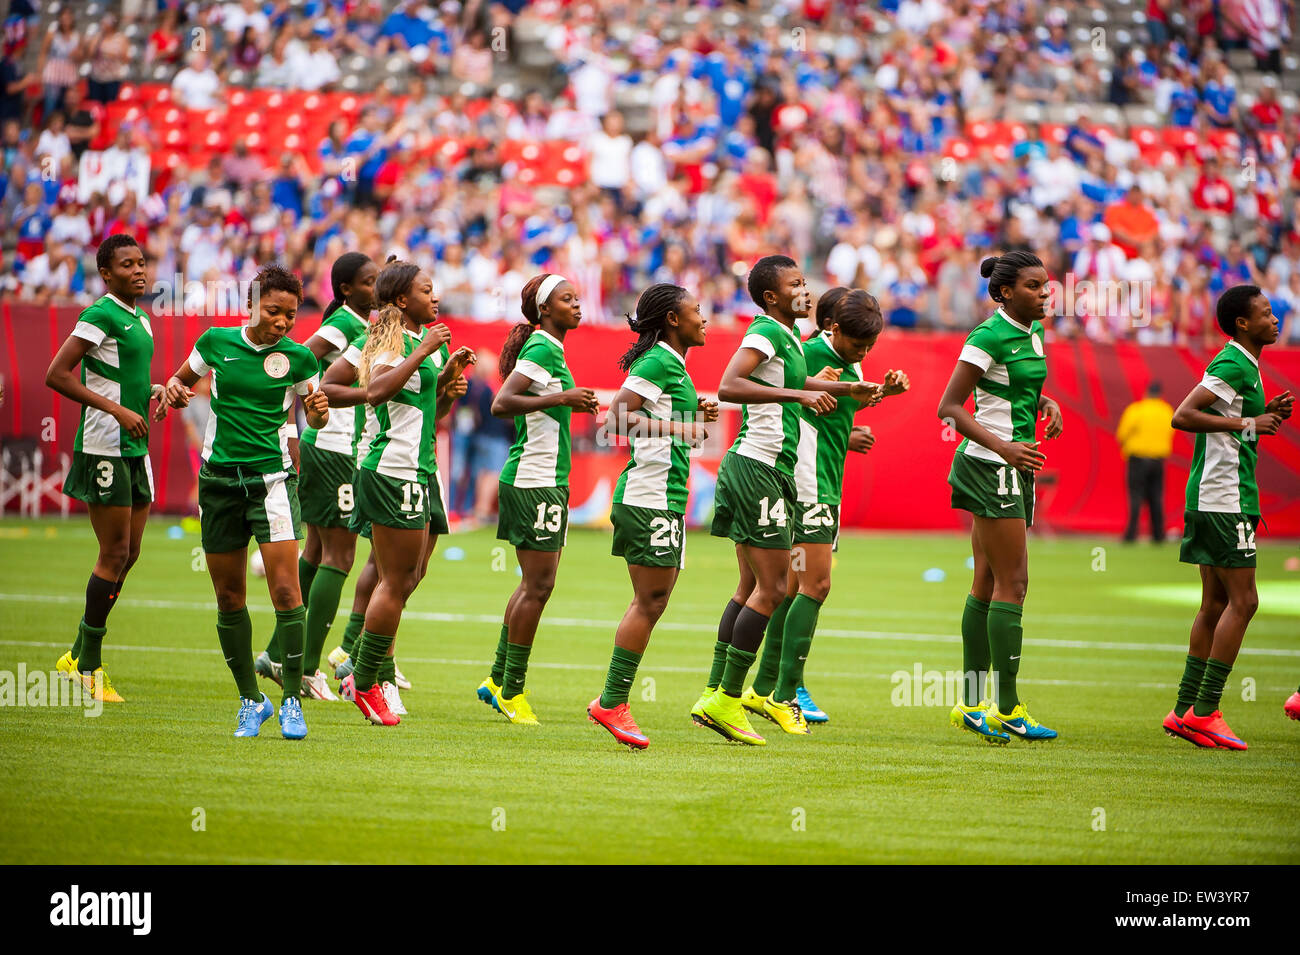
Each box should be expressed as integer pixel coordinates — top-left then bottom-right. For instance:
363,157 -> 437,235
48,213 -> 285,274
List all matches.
163,264 -> 328,739
743,288 -> 908,729
1163,284 -> 1292,750
348,262 -> 473,725
691,255 -> 885,745
587,283 -> 718,749
256,252 -> 377,701
936,250 -> 1063,745
478,274 -> 599,726
48,234 -> 165,702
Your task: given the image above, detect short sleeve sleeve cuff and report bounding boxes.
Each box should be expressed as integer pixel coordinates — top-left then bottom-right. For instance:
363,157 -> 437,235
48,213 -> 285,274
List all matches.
958,344 -> 994,371
294,373 -> 320,397
314,324 -> 350,354
623,374 -> 663,403
187,348 -> 211,376
740,332 -> 776,360
342,345 -> 363,367
514,358 -> 552,387
71,320 -> 107,346
1200,374 -> 1238,404
375,351 -> 403,369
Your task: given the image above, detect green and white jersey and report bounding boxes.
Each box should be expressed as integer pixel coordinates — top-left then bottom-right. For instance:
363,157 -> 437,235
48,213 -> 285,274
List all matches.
613,342 -> 698,513
794,331 -> 863,505
1186,341 -> 1265,514
730,314 -> 808,476
71,293 -> 154,457
189,327 -> 319,473
301,304 -> 369,455
955,308 -> 1047,465
358,328 -> 447,482
500,329 -> 575,489
341,332 -> 380,466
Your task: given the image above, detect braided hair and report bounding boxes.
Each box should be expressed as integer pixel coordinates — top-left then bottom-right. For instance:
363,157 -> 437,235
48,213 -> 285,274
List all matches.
619,283 -> 688,372
323,251 -> 373,319
980,250 -> 1044,304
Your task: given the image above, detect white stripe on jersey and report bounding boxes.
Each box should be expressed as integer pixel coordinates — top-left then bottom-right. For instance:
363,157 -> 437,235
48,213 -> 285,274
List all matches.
80,367 -> 122,455
619,387 -> 674,510
794,418 -> 820,503
1197,392 -> 1244,512
263,471 -> 296,541
962,386 -> 1013,464
733,355 -> 785,468
375,403 -> 424,482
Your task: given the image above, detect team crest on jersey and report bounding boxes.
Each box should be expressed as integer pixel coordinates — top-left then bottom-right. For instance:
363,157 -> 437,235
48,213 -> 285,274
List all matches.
263,353 -> 290,379
1031,334 -> 1044,357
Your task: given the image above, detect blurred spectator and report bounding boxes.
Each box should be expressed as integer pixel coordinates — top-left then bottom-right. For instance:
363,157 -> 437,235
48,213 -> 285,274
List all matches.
86,15 -> 130,104
172,52 -> 222,110
37,8 -> 80,119
449,350 -> 512,526
0,38 -> 32,123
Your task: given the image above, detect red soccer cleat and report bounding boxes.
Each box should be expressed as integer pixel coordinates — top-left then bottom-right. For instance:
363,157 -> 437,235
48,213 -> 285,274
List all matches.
1180,709 -> 1247,751
1284,692 -> 1300,721
1163,709 -> 1216,748
355,683 -> 400,726
587,697 -> 649,750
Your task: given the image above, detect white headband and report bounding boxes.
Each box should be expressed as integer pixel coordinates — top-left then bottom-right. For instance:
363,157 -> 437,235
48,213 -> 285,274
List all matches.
534,274 -> 567,316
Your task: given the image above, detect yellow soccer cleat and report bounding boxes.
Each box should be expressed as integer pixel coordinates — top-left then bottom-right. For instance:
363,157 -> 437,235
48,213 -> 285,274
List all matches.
696,689 -> 766,745
77,667 -> 125,703
477,676 -> 502,712
689,686 -> 717,725
949,700 -> 1009,744
327,647 -> 350,671
56,651 -> 78,679
494,688 -> 539,725
739,686 -> 767,716
761,695 -> 811,735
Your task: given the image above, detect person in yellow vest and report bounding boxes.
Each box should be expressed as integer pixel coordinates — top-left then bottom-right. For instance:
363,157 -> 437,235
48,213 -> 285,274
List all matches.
1116,381 -> 1174,542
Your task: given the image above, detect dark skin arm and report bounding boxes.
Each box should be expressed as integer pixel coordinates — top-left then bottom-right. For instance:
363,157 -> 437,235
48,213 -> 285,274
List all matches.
1172,386 -> 1289,435
46,334 -> 160,438
607,387 -> 714,447
491,369 -> 599,418
436,374 -> 467,421
717,346 -> 836,414
365,324 -> 452,406
936,360 -> 1048,471
321,356 -> 364,408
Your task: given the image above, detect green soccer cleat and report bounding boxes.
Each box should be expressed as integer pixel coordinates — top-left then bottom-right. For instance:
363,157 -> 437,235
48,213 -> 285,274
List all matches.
949,701 -> 1010,745
693,689 -> 766,745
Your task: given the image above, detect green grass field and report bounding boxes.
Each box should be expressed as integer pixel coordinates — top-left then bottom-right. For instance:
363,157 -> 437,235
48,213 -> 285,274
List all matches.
2,517 -> 1298,864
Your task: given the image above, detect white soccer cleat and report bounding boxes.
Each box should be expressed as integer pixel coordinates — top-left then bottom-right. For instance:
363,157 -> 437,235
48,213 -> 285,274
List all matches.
382,681 -> 407,716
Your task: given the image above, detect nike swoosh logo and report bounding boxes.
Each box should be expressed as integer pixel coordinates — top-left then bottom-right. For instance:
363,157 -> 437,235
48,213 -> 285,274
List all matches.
1004,721 -> 1028,735
1243,551 -> 1256,557
124,323 -> 133,330
1000,501 -> 1016,508
967,715 -> 984,729
1011,347 -> 1022,353
1010,655 -> 1020,660
536,535 -> 552,541
762,531 -> 778,537
654,550 -> 667,556
224,356 -> 239,361
500,703 -> 516,719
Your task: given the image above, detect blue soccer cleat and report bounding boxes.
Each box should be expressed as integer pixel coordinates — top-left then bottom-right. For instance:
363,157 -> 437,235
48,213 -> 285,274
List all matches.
279,697 -> 308,740
796,685 -> 829,723
235,693 -> 275,738
949,701 -> 1010,745
988,702 -> 1057,741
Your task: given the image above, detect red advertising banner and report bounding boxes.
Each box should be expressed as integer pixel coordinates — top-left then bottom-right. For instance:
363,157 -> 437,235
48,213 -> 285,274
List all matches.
4,304 -> 1299,537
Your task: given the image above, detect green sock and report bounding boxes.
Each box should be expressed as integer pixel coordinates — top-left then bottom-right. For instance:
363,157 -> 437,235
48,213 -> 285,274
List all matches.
987,601 -> 1023,712
75,619 -> 108,672
302,565 -> 347,675
775,594 -> 821,702
378,655 -> 396,686
1193,657 -> 1232,717
71,618 -> 88,659
599,646 -> 643,708
707,640 -> 729,690
299,557 -> 318,603
720,645 -> 757,696
216,607 -> 259,699
751,595 -> 793,697
503,642 -> 532,698
353,630 -> 389,692
274,605 -> 307,702
961,594 -> 992,706
340,611 -> 366,655
490,624 -> 509,684
1174,654 -> 1208,718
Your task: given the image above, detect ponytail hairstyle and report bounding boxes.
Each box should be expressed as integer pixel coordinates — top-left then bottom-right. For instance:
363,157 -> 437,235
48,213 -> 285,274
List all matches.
357,305 -> 406,389
619,283 -> 688,372
832,289 -> 884,342
979,250 -> 1044,304
500,273 -> 554,381
815,286 -> 850,332
375,255 -> 420,309
324,251 -> 373,319
246,262 -> 303,313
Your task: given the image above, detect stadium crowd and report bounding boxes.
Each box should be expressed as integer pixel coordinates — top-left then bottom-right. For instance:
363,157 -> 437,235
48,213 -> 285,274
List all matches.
1,0 -> 1298,345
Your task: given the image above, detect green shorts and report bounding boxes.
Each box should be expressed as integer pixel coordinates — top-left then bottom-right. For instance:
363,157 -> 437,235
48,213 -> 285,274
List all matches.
351,468 -> 433,532
199,463 -> 302,553
63,451 -> 154,507
497,482 -> 568,552
426,470 -> 450,536
948,453 -> 1035,527
710,451 -> 796,550
1180,510 -> 1259,569
298,442 -> 357,529
793,501 -> 840,547
611,502 -> 685,568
